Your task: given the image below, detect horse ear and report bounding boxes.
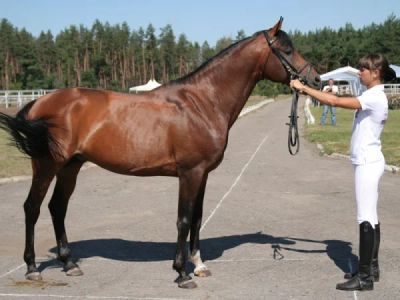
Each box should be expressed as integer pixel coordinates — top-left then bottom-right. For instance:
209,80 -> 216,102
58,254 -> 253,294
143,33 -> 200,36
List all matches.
268,16 -> 284,36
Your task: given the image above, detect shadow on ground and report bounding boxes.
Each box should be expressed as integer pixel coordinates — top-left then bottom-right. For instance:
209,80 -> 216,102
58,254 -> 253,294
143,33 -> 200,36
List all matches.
41,232 -> 357,275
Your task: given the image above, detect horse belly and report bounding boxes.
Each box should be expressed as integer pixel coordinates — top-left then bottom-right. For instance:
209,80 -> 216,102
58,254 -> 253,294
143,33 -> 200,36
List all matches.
79,124 -> 178,176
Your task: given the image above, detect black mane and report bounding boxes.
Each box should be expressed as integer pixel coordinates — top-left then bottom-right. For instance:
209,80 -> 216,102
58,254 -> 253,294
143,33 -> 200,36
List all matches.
168,30 -> 293,85
170,32 -> 264,85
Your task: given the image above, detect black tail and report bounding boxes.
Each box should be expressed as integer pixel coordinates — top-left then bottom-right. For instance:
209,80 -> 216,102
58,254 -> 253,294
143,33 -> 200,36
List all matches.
0,101 -> 60,159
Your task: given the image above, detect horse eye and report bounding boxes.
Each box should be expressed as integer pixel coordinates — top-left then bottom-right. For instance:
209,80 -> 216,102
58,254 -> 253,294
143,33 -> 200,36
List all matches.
283,47 -> 293,55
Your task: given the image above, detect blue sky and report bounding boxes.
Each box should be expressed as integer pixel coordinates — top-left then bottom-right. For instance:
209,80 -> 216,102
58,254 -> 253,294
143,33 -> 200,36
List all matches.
1,0 -> 399,46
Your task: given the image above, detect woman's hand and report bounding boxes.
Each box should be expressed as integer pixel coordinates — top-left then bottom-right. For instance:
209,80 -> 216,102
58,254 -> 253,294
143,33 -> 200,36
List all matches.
290,79 -> 306,92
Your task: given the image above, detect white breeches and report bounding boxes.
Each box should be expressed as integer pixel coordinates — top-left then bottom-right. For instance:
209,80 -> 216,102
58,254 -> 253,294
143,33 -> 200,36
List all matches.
354,160 -> 385,228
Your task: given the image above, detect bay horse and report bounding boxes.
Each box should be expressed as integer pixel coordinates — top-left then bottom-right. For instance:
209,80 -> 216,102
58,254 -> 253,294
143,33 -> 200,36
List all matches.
0,18 -> 320,288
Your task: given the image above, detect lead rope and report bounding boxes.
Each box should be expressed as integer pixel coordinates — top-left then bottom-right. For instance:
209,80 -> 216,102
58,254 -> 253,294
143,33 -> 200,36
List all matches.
287,90 -> 300,155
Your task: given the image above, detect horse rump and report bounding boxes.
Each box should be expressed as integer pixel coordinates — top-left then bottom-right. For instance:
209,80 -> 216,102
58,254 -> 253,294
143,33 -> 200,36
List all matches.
0,101 -> 60,159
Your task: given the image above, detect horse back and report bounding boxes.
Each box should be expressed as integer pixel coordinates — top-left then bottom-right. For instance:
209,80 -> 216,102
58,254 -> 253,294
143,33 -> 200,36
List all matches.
26,87 -> 227,175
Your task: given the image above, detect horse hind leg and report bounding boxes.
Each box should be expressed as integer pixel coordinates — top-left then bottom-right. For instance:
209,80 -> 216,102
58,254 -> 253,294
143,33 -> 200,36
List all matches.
24,159 -> 58,281
48,158 -> 84,277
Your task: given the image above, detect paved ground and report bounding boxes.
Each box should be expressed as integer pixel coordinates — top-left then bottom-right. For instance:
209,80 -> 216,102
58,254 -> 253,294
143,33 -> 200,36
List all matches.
0,97 -> 399,299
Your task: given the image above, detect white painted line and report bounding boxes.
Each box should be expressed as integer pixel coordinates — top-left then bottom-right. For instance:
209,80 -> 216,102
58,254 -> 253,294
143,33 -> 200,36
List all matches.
0,263 -> 25,279
210,258 -> 307,263
354,289 -> 358,300
0,256 -> 60,278
348,258 -> 358,300
0,175 -> 31,185
201,133 -> 269,232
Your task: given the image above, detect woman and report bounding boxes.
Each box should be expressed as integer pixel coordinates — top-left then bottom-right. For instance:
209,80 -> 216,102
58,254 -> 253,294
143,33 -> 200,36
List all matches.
290,53 -> 396,291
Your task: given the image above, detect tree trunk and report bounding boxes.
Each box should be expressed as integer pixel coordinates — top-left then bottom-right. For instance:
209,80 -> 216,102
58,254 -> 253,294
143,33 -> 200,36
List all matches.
142,46 -> 146,83
131,55 -> 136,79
162,61 -> 167,83
83,47 -> 90,71
179,56 -> 184,77
150,59 -> 155,79
4,50 -> 10,89
75,50 -> 81,86
57,60 -> 63,83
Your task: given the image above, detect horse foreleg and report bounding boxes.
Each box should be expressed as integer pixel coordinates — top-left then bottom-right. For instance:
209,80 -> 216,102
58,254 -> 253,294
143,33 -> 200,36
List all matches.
173,167 -> 206,289
24,160 -> 57,281
189,174 -> 211,278
48,160 -> 83,277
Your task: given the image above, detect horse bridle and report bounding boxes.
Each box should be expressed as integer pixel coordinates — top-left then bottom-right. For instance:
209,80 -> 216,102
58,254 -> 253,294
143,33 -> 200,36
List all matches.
263,30 -> 314,155
263,31 -> 312,84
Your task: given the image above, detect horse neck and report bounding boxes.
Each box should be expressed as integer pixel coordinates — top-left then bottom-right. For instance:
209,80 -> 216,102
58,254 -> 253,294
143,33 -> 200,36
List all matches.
189,36 -> 267,127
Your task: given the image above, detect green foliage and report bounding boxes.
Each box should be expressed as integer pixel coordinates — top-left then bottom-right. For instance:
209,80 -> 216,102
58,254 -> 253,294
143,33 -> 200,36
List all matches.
215,36 -> 233,53
252,80 -> 290,97
0,130 -> 31,178
0,16 -> 399,94
290,14 -> 400,74
235,30 -> 246,42
81,70 -> 97,88
159,24 -> 176,82
200,41 -> 214,61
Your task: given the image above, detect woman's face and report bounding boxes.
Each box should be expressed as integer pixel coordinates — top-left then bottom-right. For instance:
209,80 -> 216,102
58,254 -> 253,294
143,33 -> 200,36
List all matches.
359,67 -> 380,87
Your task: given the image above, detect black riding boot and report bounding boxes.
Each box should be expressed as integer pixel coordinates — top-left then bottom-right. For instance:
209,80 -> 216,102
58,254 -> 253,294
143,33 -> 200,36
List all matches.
344,223 -> 380,282
372,223 -> 380,281
336,221 -> 375,291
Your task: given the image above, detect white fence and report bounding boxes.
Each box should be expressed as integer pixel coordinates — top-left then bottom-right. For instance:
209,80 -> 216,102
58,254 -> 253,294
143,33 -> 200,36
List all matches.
384,84 -> 400,95
336,84 -> 400,96
0,89 -> 57,108
337,85 -> 351,95
1,85 -> 399,109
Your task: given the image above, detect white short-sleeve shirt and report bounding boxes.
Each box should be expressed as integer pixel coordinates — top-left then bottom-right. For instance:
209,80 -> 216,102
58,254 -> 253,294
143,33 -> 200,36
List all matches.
350,85 -> 388,165
322,84 -> 338,94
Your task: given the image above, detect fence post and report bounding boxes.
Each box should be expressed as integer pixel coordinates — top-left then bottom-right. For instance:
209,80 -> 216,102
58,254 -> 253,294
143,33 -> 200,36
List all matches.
18,91 -> 22,107
5,91 -> 9,108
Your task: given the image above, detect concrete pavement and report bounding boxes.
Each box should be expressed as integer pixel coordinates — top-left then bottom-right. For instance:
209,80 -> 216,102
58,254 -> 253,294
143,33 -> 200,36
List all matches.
0,97 -> 399,299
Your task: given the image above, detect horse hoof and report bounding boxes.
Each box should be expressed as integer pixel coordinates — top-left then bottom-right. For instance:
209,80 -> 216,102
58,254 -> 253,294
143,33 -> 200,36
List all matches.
175,275 -> 197,289
66,267 -> 83,276
194,269 -> 212,277
25,272 -> 42,281
178,280 -> 197,289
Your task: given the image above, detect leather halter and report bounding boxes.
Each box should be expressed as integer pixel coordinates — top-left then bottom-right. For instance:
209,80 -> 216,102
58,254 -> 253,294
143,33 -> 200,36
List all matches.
263,30 -> 307,155
263,31 -> 312,84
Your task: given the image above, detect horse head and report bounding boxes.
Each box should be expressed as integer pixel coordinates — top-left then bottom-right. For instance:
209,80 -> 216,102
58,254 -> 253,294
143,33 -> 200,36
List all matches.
262,17 -> 321,89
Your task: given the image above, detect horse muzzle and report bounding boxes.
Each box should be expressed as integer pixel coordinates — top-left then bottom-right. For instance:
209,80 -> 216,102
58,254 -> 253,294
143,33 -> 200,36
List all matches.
308,75 -> 321,90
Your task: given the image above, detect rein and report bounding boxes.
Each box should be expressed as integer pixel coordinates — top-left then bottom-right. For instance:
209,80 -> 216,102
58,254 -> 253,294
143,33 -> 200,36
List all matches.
287,91 -> 300,155
263,30 -> 309,155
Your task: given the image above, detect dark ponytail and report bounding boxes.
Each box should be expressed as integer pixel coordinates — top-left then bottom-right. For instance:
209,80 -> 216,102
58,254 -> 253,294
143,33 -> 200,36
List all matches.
358,53 -> 396,83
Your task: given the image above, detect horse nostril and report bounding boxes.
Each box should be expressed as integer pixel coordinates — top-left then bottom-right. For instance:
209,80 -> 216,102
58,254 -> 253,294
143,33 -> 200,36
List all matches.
315,76 -> 321,83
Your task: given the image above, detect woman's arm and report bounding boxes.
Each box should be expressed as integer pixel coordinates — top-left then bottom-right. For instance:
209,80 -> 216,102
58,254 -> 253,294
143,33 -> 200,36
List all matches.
290,79 -> 361,109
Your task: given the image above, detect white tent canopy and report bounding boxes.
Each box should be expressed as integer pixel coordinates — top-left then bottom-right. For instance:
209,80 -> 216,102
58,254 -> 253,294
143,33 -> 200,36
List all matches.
320,66 -> 365,96
390,64 -> 400,78
129,79 -> 161,93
